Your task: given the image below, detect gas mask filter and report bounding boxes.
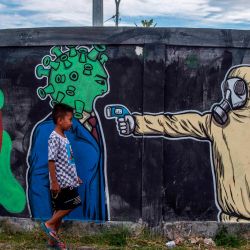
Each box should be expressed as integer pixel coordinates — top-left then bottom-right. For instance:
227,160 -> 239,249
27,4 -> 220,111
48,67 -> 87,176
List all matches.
212,78 -> 248,125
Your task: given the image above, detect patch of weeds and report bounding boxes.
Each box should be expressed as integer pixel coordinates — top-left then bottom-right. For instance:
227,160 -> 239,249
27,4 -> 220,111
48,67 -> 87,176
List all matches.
100,227 -> 130,246
0,229 -> 47,250
127,228 -> 166,249
214,226 -> 246,248
63,226 -> 131,248
174,247 -> 190,250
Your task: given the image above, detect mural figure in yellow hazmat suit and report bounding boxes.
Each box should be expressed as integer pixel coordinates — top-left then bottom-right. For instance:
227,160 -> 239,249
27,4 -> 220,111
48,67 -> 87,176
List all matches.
108,65 -> 250,222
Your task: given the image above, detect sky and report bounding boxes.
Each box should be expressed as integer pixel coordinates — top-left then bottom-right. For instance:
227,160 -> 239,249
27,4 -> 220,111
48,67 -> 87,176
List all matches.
0,0 -> 250,30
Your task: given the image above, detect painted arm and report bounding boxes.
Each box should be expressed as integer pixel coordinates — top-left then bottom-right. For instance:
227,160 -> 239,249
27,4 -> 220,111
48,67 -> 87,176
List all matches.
105,105 -> 212,140
133,112 -> 212,140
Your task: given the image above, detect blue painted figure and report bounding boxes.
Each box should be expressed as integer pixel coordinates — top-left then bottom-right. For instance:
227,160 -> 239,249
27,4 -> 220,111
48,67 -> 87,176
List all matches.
27,45 -> 110,221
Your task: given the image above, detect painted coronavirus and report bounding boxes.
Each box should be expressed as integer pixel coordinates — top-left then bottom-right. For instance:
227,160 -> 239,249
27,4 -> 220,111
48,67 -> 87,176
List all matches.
36,45 -> 109,118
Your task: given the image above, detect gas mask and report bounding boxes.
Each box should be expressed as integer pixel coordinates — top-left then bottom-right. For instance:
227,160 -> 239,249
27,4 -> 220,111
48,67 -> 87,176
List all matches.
212,77 -> 248,125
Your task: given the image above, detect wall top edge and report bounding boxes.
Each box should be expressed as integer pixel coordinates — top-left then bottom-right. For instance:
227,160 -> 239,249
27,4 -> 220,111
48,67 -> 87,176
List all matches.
0,26 -> 250,48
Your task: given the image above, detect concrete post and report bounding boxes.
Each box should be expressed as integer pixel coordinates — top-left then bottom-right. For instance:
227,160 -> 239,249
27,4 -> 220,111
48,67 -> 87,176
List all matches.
92,0 -> 103,26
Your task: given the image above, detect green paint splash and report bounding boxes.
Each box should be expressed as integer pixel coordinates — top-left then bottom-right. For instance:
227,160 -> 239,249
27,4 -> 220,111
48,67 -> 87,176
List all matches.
0,90 -> 26,213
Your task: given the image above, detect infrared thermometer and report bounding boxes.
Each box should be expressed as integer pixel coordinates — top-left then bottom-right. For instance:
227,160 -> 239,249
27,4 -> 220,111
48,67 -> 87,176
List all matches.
105,105 -> 130,119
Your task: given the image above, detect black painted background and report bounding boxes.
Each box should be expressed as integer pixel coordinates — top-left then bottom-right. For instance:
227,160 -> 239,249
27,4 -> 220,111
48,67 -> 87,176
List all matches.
0,42 -> 247,223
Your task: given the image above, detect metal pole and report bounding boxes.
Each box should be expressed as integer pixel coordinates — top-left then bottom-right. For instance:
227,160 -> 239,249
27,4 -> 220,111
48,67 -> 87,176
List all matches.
92,0 -> 103,26
115,0 -> 121,27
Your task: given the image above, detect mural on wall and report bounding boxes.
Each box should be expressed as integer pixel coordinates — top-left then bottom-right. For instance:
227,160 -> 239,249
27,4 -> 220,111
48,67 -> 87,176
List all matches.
106,65 -> 250,223
27,45 -> 110,221
0,89 -> 26,213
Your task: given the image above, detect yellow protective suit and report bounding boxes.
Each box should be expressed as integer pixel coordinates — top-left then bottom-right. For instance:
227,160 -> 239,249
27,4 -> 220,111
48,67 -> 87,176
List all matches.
134,65 -> 250,222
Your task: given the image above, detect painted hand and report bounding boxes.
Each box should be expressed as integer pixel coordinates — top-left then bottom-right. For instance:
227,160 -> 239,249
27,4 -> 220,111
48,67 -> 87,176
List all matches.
117,115 -> 135,136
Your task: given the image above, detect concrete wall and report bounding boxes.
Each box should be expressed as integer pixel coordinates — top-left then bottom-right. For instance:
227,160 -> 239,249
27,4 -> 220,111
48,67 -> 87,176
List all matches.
0,27 -> 250,225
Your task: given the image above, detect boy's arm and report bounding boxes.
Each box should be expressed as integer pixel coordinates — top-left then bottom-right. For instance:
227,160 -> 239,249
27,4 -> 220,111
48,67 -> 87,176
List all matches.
48,136 -> 60,194
48,160 -> 60,194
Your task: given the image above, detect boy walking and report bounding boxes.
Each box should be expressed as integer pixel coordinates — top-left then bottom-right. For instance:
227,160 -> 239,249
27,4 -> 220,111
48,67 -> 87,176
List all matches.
41,103 -> 82,250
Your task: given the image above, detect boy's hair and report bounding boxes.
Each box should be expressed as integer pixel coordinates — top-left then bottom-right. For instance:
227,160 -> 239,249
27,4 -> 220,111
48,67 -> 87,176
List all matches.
52,103 -> 74,124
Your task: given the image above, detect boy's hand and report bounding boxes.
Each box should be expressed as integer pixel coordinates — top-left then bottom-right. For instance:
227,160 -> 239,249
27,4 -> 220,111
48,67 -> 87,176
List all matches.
77,177 -> 83,185
51,181 -> 60,195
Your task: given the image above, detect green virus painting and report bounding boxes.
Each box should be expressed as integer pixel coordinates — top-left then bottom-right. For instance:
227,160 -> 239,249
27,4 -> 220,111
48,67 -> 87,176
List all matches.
27,45 -> 110,221
36,45 -> 109,117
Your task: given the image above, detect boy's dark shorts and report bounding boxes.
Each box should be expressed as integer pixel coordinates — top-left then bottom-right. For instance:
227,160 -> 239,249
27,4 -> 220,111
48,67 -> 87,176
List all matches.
51,187 -> 81,211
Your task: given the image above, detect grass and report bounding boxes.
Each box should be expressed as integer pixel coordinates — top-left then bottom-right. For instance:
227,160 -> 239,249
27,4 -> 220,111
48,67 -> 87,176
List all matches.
0,223 -> 249,249
0,226 -> 170,250
214,226 -> 247,248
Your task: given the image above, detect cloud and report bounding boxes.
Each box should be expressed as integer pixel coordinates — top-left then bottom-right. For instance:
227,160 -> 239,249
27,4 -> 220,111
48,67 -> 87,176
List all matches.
104,0 -> 222,20
0,0 -> 250,29
104,0 -> 250,27
0,3 -> 5,9
0,0 -> 92,28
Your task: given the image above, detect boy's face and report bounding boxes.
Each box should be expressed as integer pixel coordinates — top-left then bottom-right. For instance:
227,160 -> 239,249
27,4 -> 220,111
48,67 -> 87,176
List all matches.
58,112 -> 73,131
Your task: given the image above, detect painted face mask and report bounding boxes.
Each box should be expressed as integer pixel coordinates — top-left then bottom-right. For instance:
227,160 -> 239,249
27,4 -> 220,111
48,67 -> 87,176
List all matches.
212,77 -> 248,125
